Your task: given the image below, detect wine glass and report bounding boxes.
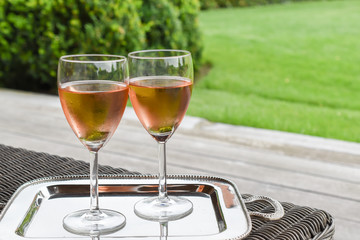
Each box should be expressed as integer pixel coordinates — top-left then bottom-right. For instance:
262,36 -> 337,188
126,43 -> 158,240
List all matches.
128,49 -> 194,221
57,54 -> 128,235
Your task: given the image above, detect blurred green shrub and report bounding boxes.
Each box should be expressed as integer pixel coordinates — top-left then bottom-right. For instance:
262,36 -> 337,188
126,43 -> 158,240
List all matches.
139,0 -> 185,50
199,0 -> 326,9
0,0 -> 202,92
170,0 -> 203,67
199,0 -> 219,10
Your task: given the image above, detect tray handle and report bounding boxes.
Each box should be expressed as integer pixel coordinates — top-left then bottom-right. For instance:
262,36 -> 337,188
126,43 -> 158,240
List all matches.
244,195 -> 284,221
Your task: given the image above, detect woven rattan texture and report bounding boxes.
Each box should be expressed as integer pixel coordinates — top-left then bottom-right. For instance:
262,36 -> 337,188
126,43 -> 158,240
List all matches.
242,195 -> 334,240
0,144 -> 135,209
0,144 -> 334,239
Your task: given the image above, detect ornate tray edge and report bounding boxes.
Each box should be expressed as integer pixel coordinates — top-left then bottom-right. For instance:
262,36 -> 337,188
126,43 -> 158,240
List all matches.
0,174 -> 252,240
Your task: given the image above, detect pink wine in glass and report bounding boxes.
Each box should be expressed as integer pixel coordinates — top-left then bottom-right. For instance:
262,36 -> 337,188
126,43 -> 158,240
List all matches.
129,76 -> 193,142
59,80 -> 129,151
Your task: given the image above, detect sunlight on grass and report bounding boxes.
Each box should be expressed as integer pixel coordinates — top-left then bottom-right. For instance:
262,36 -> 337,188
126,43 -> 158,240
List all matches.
189,0 -> 360,142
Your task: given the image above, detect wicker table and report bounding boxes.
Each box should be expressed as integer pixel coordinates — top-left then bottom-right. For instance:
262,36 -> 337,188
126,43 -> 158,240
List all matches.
0,144 -> 334,239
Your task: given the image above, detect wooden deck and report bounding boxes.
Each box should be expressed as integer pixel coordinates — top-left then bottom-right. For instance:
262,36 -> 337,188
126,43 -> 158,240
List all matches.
0,88 -> 359,239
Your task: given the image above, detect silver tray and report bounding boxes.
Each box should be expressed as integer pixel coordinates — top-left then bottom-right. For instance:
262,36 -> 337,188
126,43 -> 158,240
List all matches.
0,175 -> 284,240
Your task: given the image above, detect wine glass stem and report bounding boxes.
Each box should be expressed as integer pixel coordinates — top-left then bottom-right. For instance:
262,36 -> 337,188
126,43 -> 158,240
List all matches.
158,142 -> 168,200
160,222 -> 168,239
89,151 -> 100,212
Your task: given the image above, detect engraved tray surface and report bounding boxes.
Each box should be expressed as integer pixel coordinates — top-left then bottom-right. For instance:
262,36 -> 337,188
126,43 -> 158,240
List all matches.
0,175 -> 252,240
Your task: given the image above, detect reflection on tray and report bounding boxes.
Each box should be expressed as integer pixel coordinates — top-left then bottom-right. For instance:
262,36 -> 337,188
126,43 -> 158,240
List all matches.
0,176 -> 252,239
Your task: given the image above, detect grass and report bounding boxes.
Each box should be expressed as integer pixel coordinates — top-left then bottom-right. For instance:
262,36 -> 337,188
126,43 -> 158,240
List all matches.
188,0 -> 360,142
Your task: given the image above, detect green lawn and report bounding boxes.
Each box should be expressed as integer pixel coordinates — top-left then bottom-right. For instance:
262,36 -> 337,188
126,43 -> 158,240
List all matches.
188,0 -> 360,142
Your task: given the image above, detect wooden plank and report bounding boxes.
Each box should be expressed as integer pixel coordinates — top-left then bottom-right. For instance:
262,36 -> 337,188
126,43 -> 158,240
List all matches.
2,124 -> 359,222
4,115 -> 358,203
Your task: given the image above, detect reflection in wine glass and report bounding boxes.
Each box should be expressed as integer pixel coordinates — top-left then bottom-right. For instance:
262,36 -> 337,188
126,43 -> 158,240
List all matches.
128,50 -> 193,221
58,55 -> 128,235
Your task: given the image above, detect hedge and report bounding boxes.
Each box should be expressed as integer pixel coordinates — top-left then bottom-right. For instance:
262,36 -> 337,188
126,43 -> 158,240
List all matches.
0,0 -> 202,92
199,0 -> 332,10
171,0 -> 203,63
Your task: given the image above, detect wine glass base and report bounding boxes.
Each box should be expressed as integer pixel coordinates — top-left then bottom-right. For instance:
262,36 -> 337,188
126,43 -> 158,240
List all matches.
63,209 -> 126,236
134,196 -> 193,222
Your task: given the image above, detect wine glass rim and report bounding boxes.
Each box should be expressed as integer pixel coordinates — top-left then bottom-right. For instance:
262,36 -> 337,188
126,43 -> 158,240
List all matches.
128,49 -> 191,59
60,54 -> 127,63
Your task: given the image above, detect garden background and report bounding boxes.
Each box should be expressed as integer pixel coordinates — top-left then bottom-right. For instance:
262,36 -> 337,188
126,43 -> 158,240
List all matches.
1,0 -> 359,142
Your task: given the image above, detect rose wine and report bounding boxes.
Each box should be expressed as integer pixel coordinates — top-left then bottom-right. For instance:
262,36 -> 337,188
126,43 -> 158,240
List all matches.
129,76 -> 193,142
59,80 -> 129,151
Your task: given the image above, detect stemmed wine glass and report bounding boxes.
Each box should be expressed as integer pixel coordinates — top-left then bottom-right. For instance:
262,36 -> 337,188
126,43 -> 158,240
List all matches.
57,54 -> 129,235
128,49 -> 194,221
